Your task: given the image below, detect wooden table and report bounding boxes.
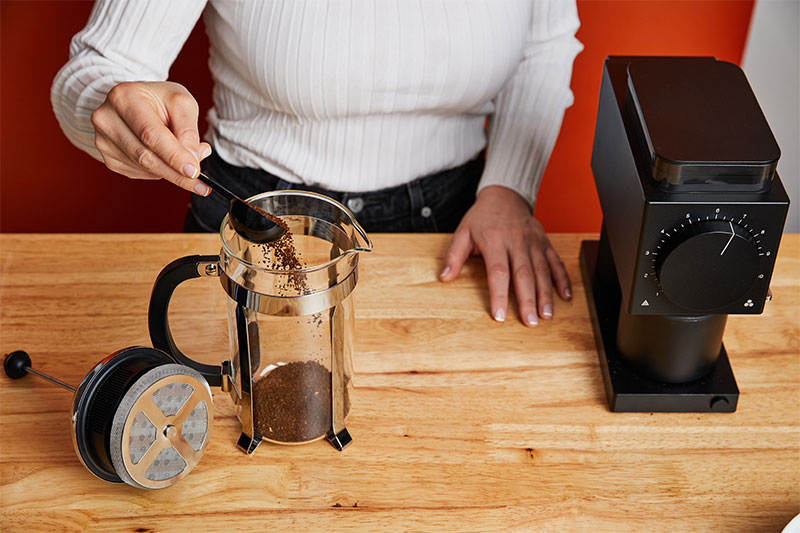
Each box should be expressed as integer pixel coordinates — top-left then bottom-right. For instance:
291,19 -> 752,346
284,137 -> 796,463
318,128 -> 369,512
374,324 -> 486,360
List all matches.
1,234 -> 798,532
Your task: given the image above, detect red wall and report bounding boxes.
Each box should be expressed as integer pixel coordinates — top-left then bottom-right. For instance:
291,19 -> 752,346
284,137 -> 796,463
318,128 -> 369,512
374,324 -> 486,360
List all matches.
0,0 -> 211,233
539,0 -> 755,232
0,0 -> 754,233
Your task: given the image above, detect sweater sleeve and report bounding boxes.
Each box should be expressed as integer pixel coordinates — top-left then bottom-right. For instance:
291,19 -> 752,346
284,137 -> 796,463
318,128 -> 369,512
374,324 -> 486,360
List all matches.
50,0 -> 207,161
477,0 -> 583,209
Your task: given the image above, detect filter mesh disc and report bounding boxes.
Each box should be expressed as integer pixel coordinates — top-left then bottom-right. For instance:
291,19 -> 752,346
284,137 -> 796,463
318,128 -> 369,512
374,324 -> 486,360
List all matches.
129,412 -> 157,464
109,364 -> 213,490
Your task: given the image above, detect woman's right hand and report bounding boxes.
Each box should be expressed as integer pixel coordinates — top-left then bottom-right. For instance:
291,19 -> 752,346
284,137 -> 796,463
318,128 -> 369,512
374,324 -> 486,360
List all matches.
90,81 -> 212,195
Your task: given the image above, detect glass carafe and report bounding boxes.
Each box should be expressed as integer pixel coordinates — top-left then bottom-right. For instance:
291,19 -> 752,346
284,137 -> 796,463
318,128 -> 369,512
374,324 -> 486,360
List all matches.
148,191 -> 372,453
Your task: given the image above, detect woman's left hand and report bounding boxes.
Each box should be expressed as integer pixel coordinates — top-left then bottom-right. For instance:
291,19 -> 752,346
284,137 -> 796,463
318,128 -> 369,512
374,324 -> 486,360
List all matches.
439,185 -> 572,326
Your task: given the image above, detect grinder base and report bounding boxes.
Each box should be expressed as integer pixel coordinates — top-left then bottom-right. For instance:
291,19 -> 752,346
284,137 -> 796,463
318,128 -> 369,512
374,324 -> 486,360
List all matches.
579,240 -> 739,413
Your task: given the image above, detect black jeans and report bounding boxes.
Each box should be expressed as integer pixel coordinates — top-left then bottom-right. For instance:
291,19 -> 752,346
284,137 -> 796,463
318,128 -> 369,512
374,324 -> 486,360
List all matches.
184,152 -> 484,234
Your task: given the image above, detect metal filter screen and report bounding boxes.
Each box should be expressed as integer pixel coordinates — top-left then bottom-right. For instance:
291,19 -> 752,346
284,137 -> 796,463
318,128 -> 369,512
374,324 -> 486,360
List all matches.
128,412 -> 156,464
151,382 -> 193,416
181,401 -> 208,451
109,365 -> 214,490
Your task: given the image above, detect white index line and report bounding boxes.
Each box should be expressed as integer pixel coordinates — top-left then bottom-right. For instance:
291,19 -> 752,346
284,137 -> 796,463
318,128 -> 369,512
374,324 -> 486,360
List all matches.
720,221 -> 736,256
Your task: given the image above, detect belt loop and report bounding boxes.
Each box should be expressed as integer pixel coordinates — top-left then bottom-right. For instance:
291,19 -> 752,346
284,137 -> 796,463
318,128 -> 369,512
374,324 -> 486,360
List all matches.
405,183 -> 415,231
407,181 -> 426,232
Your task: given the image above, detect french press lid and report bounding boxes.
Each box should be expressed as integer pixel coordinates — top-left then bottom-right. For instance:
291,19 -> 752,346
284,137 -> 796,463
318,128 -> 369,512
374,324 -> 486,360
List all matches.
4,347 -> 214,490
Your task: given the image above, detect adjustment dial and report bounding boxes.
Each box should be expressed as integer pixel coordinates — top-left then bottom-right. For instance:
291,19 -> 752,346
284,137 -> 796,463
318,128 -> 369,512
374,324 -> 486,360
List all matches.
655,219 -> 759,311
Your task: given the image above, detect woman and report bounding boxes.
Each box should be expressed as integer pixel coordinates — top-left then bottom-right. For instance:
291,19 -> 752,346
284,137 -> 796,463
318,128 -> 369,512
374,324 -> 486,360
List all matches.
52,0 -> 582,326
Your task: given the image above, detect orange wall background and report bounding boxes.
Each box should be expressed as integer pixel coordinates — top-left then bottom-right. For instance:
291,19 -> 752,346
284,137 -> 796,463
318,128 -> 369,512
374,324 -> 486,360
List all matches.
0,0 -> 754,233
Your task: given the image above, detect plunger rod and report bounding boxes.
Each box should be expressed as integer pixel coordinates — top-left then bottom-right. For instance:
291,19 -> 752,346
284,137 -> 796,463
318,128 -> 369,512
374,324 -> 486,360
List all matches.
3,351 -> 77,392
23,366 -> 77,392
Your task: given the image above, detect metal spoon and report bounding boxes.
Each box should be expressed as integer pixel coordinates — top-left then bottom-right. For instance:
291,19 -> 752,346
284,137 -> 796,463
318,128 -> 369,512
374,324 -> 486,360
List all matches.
196,172 -> 286,243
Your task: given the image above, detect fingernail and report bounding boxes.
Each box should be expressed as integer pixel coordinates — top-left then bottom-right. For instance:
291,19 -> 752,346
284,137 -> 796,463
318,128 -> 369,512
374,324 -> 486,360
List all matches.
542,304 -> 553,318
565,288 -> 572,299
182,163 -> 197,178
527,313 -> 539,326
439,266 -> 451,279
193,181 -> 210,196
201,146 -> 212,159
494,309 -> 505,322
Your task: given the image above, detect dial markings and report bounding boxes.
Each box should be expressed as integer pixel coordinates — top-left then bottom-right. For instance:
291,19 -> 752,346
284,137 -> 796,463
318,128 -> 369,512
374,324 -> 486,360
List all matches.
648,210 -> 767,308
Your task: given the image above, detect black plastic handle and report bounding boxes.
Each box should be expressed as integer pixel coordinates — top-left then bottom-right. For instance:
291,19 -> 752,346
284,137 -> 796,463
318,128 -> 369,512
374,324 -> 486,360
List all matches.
148,255 -> 222,386
197,172 -> 237,203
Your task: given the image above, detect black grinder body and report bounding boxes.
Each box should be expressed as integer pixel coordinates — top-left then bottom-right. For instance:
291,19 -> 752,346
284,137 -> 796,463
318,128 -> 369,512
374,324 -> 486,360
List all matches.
581,56 -> 789,412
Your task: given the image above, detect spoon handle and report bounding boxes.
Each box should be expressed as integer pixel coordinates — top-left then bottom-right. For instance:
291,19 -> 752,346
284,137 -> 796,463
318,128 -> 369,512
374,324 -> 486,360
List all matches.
197,172 -> 238,203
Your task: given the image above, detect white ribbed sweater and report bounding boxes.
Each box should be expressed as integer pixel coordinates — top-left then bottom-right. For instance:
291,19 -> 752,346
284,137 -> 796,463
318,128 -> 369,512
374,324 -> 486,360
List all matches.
51,0 -> 582,206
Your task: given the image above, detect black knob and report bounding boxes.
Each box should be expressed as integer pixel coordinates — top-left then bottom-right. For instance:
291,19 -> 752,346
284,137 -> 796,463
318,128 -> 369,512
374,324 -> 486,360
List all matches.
3,350 -> 31,380
656,220 -> 759,311
710,396 -> 730,411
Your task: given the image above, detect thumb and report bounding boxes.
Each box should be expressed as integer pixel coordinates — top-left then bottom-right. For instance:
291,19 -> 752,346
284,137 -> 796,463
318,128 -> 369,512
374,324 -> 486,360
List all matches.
440,227 -> 473,281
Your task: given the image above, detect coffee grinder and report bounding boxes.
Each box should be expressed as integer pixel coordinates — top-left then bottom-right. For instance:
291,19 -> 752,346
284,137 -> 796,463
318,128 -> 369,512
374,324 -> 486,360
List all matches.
580,56 -> 790,412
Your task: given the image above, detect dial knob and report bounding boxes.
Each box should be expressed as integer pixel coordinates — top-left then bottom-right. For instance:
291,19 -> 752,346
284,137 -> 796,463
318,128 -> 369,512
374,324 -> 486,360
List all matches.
655,219 -> 759,311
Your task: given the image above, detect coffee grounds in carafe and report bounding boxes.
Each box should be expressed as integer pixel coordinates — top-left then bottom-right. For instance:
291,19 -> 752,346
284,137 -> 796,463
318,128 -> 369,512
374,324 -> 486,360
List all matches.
252,360 -> 350,442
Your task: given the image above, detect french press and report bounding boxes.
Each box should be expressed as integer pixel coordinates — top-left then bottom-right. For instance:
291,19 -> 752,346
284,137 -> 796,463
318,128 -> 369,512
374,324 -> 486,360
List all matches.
149,190 -> 373,453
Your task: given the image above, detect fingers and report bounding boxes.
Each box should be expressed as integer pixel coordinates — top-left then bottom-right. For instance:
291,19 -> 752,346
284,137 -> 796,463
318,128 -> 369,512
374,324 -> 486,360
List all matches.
546,245 -> 572,301
91,82 -> 210,195
93,109 -> 209,195
478,231 -> 569,325
94,110 -> 181,180
510,247 -> 539,327
531,246 -> 554,320
199,142 -> 213,161
94,132 -> 159,180
119,106 -> 200,181
480,236 -> 511,322
108,83 -> 201,180
450,184 -> 574,325
440,228 -> 474,281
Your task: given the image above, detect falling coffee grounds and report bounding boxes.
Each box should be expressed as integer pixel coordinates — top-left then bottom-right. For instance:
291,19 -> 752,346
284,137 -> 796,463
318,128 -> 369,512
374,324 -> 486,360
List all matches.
253,210 -> 309,294
253,360 -> 350,442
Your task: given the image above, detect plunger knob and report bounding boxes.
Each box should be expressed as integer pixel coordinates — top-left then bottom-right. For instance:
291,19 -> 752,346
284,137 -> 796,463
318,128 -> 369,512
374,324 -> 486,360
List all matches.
3,350 -> 32,379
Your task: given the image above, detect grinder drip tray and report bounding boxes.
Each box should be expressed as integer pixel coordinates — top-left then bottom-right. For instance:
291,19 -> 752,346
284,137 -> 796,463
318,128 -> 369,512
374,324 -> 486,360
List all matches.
580,240 -> 739,413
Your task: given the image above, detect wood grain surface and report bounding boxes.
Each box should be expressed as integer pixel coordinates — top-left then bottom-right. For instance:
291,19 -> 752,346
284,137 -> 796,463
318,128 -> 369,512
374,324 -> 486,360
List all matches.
1,234 -> 798,532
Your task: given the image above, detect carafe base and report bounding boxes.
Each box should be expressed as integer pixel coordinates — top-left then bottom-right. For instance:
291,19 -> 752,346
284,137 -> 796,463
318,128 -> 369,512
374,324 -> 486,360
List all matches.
326,428 -> 353,451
